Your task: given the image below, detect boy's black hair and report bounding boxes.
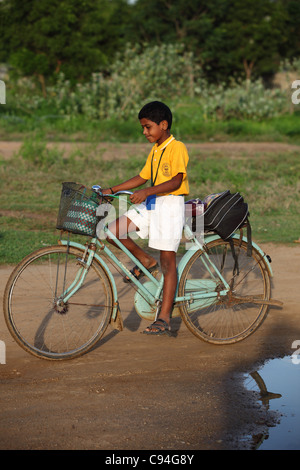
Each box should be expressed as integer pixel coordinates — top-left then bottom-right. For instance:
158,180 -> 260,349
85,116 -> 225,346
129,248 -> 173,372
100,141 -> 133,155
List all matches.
138,101 -> 172,130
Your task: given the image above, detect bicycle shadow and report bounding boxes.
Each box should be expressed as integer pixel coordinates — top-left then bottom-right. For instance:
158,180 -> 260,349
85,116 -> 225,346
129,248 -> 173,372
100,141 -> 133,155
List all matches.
91,285 -> 183,352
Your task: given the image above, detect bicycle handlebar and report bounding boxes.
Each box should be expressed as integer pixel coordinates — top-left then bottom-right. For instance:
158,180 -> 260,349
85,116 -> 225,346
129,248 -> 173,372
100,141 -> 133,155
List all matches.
113,190 -> 133,196
92,185 -> 133,197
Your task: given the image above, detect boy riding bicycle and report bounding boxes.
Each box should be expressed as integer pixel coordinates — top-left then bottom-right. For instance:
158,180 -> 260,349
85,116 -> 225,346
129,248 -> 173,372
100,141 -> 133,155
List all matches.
102,101 -> 189,335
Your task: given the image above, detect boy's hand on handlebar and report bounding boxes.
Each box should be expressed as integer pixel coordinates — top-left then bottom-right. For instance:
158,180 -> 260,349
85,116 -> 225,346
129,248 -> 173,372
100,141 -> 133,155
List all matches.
102,188 -> 112,196
101,188 -> 114,201
130,188 -> 148,204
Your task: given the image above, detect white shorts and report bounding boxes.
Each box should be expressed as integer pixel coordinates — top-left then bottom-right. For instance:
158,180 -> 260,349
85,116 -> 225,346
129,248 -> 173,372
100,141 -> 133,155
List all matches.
125,195 -> 185,252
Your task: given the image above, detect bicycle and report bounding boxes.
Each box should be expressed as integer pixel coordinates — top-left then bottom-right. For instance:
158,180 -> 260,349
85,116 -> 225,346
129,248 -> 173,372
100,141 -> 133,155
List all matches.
3,182 -> 282,360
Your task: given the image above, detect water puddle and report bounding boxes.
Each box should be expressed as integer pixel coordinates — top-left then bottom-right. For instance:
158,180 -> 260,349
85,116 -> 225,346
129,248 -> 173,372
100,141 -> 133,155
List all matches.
244,355 -> 300,449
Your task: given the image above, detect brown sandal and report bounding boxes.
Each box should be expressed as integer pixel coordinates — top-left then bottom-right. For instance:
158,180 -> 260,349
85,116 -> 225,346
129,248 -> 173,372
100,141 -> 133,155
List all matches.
143,319 -> 171,336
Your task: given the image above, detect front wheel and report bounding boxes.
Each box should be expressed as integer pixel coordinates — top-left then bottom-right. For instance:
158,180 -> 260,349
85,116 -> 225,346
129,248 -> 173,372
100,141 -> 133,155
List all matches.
178,238 -> 271,344
3,245 -> 114,360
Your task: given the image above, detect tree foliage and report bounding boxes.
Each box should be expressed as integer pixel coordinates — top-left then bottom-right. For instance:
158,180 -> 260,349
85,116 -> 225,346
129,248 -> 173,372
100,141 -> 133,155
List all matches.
129,0 -> 288,82
0,0 -> 299,87
0,0 -> 130,93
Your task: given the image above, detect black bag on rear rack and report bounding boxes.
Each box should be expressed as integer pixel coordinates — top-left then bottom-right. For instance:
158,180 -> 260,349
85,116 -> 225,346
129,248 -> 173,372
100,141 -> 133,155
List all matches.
203,190 -> 252,269
185,190 -> 252,274
203,190 -> 252,276
203,190 -> 249,240
185,190 -> 252,249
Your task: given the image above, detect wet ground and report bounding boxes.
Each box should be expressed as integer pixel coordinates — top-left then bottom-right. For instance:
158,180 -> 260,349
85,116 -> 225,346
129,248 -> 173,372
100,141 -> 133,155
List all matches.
244,355 -> 300,450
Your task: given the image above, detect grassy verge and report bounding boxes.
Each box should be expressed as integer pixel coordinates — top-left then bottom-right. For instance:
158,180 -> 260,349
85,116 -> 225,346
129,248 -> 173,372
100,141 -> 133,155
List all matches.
0,139 -> 299,265
1,106 -> 300,144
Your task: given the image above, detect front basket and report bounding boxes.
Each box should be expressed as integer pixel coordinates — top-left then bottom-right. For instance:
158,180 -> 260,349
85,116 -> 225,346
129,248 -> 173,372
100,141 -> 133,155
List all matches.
56,182 -> 109,237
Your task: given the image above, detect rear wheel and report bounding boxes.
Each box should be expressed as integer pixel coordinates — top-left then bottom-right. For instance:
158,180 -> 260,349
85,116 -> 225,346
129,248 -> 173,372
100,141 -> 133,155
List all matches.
178,238 -> 271,344
3,245 -> 114,360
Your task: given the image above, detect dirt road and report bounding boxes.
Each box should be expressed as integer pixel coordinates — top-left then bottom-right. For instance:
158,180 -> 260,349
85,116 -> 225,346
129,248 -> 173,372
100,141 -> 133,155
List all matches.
1,242 -> 299,451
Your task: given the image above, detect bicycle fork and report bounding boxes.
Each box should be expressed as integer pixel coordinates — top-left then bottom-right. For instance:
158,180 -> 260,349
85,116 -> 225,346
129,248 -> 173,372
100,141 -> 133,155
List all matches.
55,241 -> 96,308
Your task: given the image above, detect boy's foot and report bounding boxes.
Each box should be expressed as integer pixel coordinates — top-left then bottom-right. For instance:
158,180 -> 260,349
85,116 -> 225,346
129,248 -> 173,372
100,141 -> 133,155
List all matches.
123,262 -> 158,283
142,318 -> 171,336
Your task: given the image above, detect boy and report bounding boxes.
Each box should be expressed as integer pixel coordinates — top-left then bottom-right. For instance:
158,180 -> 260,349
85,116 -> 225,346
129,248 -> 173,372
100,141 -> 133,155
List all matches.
102,101 -> 189,335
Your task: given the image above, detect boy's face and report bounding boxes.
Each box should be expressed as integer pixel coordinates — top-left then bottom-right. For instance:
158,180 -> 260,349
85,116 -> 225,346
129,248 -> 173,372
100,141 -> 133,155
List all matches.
140,118 -> 170,146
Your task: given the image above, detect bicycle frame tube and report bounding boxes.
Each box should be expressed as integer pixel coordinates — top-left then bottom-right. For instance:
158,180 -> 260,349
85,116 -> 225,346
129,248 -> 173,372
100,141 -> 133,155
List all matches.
175,290 -> 227,303
101,227 -> 161,303
59,235 -> 161,311
175,231 -> 274,305
181,232 -> 273,277
101,226 -> 228,304
101,226 -> 230,304
99,230 -> 224,306
59,234 -> 228,309
59,228 -> 267,316
178,229 -> 231,291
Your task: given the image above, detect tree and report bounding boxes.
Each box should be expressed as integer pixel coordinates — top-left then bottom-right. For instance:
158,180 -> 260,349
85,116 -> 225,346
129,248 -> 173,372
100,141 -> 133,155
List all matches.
128,0 -> 222,47
0,0 -> 131,94
127,0 -> 287,82
215,0 -> 287,81
278,0 -> 300,62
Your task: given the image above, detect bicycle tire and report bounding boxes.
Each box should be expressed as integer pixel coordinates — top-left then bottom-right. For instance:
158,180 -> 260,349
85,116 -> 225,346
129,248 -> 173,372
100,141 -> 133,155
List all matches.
3,245 -> 114,360
178,238 -> 271,344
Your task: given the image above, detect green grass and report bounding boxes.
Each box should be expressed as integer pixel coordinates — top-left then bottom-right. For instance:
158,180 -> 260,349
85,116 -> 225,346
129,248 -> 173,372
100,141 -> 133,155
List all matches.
174,110 -> 300,143
1,137 -> 299,264
1,103 -> 300,143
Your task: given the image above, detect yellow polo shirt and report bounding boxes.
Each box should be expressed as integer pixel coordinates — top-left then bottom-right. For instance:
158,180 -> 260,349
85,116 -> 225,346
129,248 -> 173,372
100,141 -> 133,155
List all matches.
139,135 -> 189,196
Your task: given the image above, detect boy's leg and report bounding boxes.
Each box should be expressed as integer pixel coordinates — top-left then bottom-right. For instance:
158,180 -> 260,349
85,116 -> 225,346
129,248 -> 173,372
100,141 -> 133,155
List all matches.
106,215 -> 157,271
144,250 -> 177,332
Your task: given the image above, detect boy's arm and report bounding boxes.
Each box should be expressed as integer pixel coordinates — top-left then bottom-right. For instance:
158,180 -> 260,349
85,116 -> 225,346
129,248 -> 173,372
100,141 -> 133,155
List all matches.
102,175 -> 147,195
130,173 -> 183,205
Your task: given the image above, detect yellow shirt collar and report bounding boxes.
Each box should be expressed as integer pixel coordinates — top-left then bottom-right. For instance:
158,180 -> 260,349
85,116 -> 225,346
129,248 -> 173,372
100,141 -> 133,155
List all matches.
154,135 -> 175,151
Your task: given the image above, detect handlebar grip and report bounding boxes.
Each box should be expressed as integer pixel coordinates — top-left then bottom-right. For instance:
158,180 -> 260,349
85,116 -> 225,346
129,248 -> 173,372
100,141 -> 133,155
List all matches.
114,190 -> 133,196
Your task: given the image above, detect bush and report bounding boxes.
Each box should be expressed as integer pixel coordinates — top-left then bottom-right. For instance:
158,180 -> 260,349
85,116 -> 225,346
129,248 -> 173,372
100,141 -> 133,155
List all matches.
47,43 -> 201,119
2,45 -> 298,123
200,79 -> 290,120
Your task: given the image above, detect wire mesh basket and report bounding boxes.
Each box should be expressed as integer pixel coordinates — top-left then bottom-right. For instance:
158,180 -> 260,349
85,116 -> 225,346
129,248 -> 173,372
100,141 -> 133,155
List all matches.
56,182 -> 111,237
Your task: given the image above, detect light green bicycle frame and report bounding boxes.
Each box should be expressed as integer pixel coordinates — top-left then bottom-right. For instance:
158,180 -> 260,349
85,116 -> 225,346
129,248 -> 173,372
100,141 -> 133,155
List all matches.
57,220 -> 274,322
